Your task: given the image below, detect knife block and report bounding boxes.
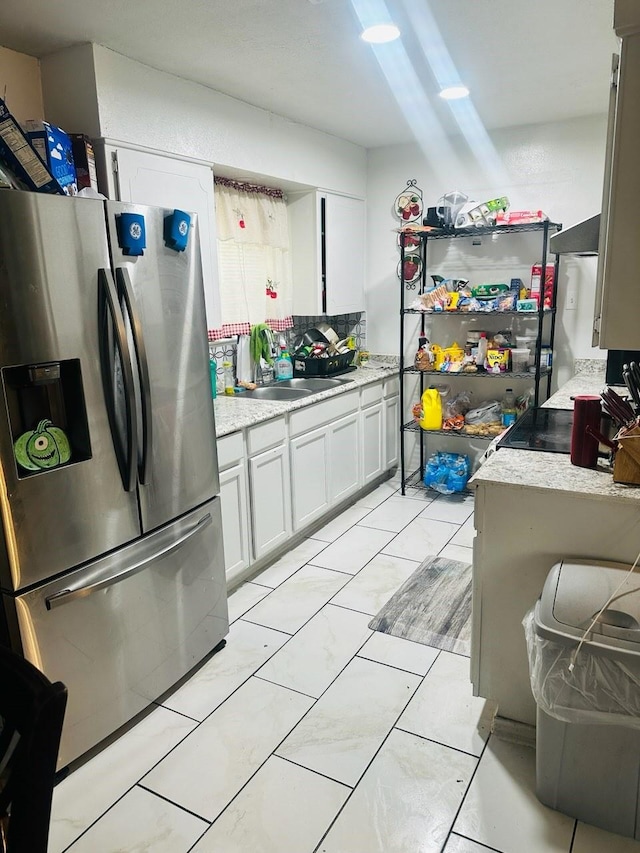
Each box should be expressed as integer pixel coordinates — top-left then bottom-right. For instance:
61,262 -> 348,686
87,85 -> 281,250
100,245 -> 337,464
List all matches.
613,426 -> 640,485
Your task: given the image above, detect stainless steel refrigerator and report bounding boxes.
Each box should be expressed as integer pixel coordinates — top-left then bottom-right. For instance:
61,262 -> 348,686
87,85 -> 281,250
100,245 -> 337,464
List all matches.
0,191 -> 228,769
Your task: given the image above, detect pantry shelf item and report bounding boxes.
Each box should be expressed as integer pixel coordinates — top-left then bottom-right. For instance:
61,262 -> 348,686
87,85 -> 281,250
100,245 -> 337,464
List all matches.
398,219 -> 562,495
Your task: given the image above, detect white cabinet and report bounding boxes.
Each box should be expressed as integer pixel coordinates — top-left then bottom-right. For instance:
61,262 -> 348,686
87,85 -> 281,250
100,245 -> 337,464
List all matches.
288,190 -> 365,315
384,396 -> 399,470
290,412 -> 360,530
94,143 -> 221,332
329,412 -> 360,503
361,401 -> 384,485
594,5 -> 640,348
219,462 -> 251,584
290,427 -> 330,531
249,444 -> 292,560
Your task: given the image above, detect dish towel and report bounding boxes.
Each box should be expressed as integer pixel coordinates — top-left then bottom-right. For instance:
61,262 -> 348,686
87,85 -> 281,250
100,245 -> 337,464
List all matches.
249,324 -> 274,366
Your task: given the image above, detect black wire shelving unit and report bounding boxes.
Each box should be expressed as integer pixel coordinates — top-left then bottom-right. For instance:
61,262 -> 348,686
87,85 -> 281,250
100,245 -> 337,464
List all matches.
398,220 -> 563,495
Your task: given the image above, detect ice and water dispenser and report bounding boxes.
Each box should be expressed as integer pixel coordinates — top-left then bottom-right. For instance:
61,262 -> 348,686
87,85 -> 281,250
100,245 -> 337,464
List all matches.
2,359 -> 91,476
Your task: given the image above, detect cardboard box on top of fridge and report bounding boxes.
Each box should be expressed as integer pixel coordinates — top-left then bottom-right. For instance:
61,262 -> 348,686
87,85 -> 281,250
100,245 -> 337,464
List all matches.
0,98 -> 64,194
69,134 -> 98,191
23,119 -> 77,195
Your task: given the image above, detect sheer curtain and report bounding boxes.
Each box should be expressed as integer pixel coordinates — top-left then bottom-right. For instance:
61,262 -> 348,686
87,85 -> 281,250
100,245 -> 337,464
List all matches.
209,177 -> 293,340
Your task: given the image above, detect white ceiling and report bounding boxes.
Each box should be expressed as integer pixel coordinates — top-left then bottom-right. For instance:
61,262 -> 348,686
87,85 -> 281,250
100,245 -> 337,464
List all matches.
0,0 -> 619,148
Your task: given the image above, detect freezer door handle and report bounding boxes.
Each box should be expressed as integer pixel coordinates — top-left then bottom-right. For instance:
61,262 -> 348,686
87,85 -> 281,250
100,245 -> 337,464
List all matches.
98,268 -> 138,492
116,267 -> 153,485
45,512 -> 213,610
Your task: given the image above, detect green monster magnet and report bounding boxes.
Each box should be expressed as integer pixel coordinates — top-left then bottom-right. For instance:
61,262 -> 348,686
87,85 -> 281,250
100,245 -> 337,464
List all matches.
14,419 -> 72,472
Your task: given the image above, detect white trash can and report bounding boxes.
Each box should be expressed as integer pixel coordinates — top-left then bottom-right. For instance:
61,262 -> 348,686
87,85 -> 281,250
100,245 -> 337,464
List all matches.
524,559 -> 640,840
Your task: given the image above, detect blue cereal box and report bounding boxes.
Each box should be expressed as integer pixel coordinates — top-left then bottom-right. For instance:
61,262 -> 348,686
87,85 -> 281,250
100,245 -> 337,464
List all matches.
0,99 -> 64,194
23,120 -> 77,195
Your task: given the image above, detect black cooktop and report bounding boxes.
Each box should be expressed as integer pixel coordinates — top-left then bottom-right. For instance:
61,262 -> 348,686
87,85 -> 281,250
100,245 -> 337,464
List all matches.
497,407 -> 573,453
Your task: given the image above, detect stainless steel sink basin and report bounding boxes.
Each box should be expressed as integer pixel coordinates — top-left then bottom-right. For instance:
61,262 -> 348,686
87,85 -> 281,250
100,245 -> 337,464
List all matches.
244,386 -> 313,401
243,374 -> 356,401
275,377 -> 356,390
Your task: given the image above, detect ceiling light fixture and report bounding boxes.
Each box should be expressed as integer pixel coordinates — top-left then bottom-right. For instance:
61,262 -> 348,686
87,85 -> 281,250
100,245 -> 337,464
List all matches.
361,23 -> 400,44
439,85 -> 470,100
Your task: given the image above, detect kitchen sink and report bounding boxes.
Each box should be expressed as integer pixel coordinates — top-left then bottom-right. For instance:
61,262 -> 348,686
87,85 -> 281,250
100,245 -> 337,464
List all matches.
275,376 -> 356,390
243,374 -> 357,401
244,386 -> 314,401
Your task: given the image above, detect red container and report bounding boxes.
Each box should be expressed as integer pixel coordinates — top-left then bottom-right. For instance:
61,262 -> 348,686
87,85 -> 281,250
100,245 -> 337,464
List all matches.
570,396 -> 602,468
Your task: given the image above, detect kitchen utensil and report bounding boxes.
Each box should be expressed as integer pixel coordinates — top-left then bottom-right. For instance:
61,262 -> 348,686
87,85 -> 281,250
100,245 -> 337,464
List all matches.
571,396 -> 602,468
622,363 -> 640,409
585,424 -> 616,450
600,388 -> 636,427
631,361 -> 640,403
314,322 -> 339,345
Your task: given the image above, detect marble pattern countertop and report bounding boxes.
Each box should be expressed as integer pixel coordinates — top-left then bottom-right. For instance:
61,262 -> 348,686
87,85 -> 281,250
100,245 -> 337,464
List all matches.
214,363 -> 399,437
471,365 -> 640,504
542,368 -> 607,410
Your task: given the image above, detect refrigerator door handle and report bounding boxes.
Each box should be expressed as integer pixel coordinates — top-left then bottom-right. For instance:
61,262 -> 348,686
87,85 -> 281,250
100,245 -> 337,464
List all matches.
116,267 -> 153,485
45,512 -> 213,610
98,268 -> 138,492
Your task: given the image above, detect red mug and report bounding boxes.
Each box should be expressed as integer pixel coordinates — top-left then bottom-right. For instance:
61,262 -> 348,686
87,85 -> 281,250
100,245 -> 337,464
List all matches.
571,395 -> 602,468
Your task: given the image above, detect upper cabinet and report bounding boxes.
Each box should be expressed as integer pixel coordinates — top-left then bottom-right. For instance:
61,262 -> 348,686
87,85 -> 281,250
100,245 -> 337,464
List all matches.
594,3 -> 640,349
93,143 -> 221,331
288,190 -> 365,315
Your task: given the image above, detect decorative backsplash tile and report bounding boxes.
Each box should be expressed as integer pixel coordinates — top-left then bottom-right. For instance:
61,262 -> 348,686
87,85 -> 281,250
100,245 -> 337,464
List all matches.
209,339 -> 237,384
288,312 -> 366,349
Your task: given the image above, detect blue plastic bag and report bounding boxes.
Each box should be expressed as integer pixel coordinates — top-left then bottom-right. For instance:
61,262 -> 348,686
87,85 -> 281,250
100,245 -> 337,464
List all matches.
423,452 -> 471,495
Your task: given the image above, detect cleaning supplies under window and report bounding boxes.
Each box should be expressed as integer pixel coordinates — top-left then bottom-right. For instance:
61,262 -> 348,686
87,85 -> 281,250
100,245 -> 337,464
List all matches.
275,346 -> 293,380
223,361 -> 235,395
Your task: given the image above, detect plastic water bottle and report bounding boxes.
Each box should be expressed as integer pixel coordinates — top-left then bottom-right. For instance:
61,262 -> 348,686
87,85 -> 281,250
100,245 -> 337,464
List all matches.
501,388 -> 517,427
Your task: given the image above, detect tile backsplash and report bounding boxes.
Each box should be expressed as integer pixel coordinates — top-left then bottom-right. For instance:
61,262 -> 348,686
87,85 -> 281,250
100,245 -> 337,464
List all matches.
208,313 -> 367,385
287,313 -> 366,350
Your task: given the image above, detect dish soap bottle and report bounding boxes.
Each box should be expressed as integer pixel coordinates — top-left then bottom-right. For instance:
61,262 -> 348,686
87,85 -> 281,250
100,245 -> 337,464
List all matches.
501,388 -> 517,427
275,347 -> 293,380
223,360 -> 235,395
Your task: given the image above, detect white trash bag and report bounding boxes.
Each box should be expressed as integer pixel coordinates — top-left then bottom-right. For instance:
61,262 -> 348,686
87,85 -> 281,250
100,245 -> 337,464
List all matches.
523,607 -> 640,729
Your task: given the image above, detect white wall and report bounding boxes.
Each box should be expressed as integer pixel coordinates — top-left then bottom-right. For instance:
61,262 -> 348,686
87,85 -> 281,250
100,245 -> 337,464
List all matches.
366,114 -> 609,390
0,45 -> 43,123
41,44 -> 367,198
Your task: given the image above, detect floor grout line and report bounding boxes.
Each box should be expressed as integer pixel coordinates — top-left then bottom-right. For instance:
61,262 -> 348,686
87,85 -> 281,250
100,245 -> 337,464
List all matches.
275,754 -> 354,790
253,673 -> 318,700
392,725 -> 485,761
448,830 -> 504,852
136,782 -> 213,825
440,730 -> 495,852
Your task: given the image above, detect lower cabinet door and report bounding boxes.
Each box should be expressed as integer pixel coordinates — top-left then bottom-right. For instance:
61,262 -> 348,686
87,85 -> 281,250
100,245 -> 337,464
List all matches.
384,395 -> 399,469
361,401 -> 384,485
290,426 -> 330,530
249,444 -> 292,560
219,462 -> 251,584
329,412 -> 360,503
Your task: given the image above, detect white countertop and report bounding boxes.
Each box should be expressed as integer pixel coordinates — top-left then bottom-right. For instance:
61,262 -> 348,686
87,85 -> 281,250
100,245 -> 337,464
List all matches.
214,363 -> 399,437
470,364 -> 640,503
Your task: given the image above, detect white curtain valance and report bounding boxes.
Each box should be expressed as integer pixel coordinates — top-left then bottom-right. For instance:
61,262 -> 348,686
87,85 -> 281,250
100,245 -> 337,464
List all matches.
210,181 -> 293,339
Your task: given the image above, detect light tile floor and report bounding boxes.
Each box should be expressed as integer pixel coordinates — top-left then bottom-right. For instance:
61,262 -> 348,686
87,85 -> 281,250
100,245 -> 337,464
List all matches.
49,479 -> 640,853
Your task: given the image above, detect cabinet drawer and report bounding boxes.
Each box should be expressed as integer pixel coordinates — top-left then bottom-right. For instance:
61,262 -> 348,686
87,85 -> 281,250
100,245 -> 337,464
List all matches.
383,376 -> 400,398
247,417 -> 286,456
217,432 -> 245,470
360,381 -> 384,408
289,390 -> 359,437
